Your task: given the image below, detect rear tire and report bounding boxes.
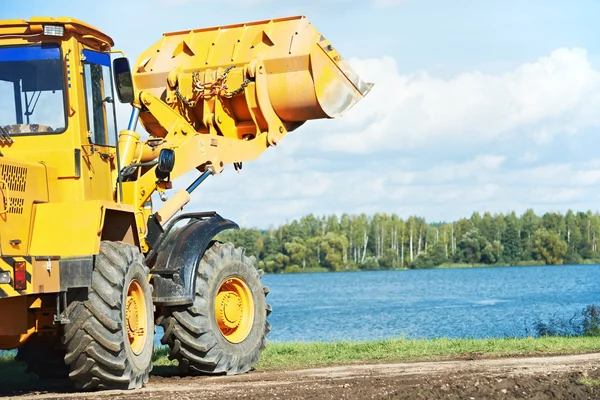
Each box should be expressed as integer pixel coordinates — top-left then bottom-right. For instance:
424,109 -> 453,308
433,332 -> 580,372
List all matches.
62,241 -> 154,390
158,241 -> 271,375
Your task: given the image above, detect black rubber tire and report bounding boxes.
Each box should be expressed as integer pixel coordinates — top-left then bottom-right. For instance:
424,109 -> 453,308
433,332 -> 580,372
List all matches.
158,241 -> 271,375
62,241 -> 154,390
15,335 -> 69,380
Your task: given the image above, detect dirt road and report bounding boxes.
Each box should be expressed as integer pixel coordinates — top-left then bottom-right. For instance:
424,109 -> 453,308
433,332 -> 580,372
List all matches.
5,353 -> 600,399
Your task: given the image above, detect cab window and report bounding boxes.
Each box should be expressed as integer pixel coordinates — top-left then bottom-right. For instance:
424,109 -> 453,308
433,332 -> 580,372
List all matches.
82,50 -> 116,146
0,44 -> 66,135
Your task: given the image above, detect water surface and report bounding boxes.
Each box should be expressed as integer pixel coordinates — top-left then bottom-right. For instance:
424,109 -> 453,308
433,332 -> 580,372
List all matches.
259,265 -> 599,342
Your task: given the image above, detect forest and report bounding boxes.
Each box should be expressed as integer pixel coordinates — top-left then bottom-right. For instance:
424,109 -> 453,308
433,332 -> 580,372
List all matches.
216,209 -> 600,273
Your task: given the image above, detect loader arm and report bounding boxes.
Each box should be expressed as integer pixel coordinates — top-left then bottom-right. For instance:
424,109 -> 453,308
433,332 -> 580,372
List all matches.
117,16 -> 372,244
121,68 -> 282,210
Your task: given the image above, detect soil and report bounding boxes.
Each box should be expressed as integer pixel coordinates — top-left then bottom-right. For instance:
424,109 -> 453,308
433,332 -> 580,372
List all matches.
3,353 -> 600,400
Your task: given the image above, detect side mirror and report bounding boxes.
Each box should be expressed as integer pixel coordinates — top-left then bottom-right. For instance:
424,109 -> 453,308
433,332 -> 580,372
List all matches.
156,149 -> 175,181
113,57 -> 134,103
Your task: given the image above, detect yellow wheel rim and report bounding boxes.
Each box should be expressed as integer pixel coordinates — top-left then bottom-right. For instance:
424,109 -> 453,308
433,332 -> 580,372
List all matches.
126,280 -> 147,355
215,276 -> 254,343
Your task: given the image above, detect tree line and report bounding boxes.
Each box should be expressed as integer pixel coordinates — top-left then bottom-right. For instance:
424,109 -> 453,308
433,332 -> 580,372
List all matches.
217,209 -> 600,273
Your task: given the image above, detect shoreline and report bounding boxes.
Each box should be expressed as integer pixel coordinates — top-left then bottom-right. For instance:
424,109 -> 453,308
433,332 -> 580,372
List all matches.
268,262 -> 600,274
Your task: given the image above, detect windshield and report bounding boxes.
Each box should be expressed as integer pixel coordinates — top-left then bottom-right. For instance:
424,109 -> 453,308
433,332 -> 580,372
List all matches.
0,44 -> 66,135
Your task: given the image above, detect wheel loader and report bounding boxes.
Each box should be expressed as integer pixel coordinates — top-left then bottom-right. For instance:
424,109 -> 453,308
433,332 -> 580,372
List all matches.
0,16 -> 371,390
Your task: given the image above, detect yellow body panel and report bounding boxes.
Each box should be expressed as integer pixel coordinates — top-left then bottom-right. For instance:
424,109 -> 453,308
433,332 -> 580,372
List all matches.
29,200 -> 135,257
0,159 -> 49,256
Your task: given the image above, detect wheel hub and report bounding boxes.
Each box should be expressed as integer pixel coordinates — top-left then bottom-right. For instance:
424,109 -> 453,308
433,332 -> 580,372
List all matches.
215,276 -> 254,343
126,297 -> 139,336
126,280 -> 147,355
217,291 -> 243,328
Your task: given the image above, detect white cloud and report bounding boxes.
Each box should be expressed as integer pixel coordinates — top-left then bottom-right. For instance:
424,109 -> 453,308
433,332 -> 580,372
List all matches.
519,152 -> 538,164
320,48 -> 600,153
178,145 -> 600,227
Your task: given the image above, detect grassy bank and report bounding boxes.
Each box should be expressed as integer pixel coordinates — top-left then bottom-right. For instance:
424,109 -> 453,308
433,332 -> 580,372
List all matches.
153,336 -> 600,371
1,336 -> 598,383
253,336 -> 600,370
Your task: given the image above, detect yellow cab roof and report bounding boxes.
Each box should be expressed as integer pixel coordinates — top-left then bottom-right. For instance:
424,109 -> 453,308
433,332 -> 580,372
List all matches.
0,16 -> 114,47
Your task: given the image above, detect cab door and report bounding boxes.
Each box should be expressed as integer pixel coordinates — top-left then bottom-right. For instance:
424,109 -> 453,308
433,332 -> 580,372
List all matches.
81,49 -> 117,202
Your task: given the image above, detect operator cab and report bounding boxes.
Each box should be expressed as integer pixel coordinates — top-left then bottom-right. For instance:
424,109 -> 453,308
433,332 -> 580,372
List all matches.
0,17 -> 135,203
0,18 -> 124,147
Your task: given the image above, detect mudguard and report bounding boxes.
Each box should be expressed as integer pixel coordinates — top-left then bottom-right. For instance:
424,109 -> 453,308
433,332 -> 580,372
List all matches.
150,212 -> 238,306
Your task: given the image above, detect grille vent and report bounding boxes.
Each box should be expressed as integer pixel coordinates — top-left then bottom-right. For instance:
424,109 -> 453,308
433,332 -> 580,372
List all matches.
1,165 -> 27,192
8,198 -> 24,214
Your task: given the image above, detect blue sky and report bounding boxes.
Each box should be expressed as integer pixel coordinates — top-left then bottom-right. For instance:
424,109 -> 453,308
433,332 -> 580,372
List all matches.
4,1 -> 600,227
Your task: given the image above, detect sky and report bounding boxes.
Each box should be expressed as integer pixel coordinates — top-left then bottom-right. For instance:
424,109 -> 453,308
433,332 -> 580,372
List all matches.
3,0 -> 600,228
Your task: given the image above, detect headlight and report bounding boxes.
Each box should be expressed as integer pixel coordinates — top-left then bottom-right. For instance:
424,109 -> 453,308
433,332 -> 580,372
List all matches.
43,25 -> 65,37
0,271 -> 11,284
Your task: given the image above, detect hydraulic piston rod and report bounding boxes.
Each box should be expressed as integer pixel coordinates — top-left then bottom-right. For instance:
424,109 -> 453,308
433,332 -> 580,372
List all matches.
155,171 -> 212,225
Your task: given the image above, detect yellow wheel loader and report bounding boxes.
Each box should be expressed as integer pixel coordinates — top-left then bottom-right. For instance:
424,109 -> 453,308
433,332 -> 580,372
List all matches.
0,16 -> 371,390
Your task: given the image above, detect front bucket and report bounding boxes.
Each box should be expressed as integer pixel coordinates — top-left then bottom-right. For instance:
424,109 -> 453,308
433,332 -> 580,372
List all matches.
134,15 -> 372,124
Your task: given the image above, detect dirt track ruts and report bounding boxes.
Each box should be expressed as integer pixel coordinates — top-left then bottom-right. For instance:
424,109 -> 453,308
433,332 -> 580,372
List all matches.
6,352 -> 600,399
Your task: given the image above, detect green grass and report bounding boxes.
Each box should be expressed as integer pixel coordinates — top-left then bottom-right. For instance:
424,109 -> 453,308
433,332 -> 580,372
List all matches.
253,336 -> 600,370
149,336 -> 600,371
580,378 -> 600,389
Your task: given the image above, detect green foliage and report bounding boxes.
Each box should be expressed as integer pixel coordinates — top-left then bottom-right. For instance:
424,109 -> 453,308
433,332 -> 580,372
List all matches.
379,249 -> 400,270
533,304 -> 600,337
583,305 -> 600,337
532,229 -> 568,265
410,242 -> 448,269
359,256 -> 380,270
284,265 -> 302,274
456,228 -> 502,264
501,213 -> 520,264
219,210 -> 600,273
564,247 -> 584,265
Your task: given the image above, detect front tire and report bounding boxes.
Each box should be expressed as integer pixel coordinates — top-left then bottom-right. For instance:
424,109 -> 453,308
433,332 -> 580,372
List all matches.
158,241 -> 271,375
62,241 -> 154,390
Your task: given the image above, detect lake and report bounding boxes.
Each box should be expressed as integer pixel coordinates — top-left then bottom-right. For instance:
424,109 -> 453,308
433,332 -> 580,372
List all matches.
155,264 -> 599,344
260,264 -> 599,342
